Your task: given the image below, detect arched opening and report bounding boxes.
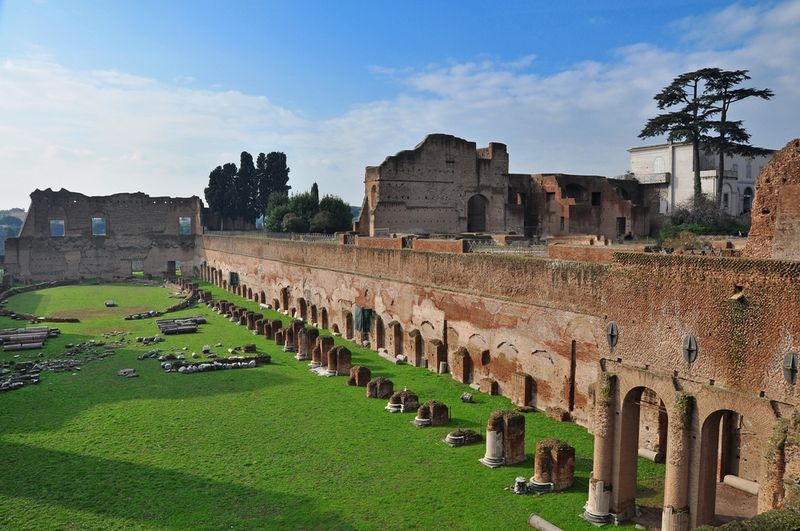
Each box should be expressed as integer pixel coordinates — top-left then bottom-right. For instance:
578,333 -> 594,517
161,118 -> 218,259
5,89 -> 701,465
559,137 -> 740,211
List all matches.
616,386 -> 667,525
320,308 -> 329,330
697,410 -> 758,526
298,298 -> 308,321
410,330 -> 423,367
272,298 -> 280,311
374,315 -> 385,349
391,322 -> 403,357
742,187 -> 753,214
310,305 -> 318,325
564,183 -> 587,202
467,194 -> 488,232
453,347 -> 473,384
344,311 -> 354,339
259,291 -> 266,304
280,287 -> 289,311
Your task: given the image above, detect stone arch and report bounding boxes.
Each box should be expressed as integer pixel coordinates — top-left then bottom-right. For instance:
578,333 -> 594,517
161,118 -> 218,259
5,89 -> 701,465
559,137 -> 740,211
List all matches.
696,409 -> 758,526
298,298 -> 308,321
467,194 -> 488,232
272,298 -> 280,311
419,321 -> 436,342
614,385 -> 669,521
320,307 -> 329,330
369,184 -> 378,210
310,304 -> 318,325
259,291 -> 266,304
247,287 -> 253,300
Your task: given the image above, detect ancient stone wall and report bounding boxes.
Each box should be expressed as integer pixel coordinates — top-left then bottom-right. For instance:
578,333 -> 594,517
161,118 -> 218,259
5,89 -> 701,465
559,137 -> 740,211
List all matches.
199,234 -> 607,424
359,134 -> 521,236
745,139 -> 800,260
5,189 -> 202,281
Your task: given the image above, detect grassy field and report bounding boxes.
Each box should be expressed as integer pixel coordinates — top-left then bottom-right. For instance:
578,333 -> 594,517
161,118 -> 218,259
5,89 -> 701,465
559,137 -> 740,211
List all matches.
0,281 -> 664,530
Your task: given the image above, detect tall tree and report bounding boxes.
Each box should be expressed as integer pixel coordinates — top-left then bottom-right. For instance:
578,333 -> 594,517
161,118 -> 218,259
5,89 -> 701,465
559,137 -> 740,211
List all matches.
256,152 -> 270,218
221,162 -> 239,228
703,69 -> 773,207
310,182 -> 319,204
237,151 -> 258,223
640,69 -> 718,198
204,166 -> 227,230
265,152 -> 291,197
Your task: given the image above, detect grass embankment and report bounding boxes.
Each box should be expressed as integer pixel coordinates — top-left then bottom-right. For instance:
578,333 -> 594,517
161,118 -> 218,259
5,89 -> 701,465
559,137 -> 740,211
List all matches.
0,281 -> 663,530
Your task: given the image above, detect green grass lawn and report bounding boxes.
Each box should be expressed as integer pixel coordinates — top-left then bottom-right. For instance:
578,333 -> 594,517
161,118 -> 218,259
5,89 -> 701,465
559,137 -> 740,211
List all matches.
0,281 -> 663,530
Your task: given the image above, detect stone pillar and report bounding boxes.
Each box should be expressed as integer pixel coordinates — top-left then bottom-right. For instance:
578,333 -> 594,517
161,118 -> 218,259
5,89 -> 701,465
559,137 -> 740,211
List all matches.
584,372 -> 615,524
511,372 -> 533,407
504,411 -> 526,465
255,319 -> 264,335
283,327 -> 296,352
480,427 -> 505,468
347,365 -> 371,387
662,394 -> 693,531
531,439 -> 575,492
296,329 -> 311,361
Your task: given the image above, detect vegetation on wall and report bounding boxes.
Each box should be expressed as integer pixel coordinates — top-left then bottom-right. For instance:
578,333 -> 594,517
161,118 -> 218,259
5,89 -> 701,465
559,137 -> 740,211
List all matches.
658,194 -> 749,248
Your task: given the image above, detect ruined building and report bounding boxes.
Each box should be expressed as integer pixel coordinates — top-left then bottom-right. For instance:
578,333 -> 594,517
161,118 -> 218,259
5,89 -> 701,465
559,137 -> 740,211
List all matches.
4,189 -> 202,280
356,134 -> 660,238
7,136 -> 800,529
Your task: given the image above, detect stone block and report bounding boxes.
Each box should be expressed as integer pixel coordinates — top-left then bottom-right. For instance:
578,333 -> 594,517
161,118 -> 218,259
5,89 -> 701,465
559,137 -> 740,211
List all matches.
347,365 -> 371,386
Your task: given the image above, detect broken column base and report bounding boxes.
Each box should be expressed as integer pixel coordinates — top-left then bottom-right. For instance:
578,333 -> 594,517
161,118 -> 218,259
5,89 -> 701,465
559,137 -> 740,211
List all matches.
283,346 -> 296,352
583,479 -> 613,524
412,416 -> 431,427
528,481 -> 554,494
478,455 -> 505,468
308,361 -> 322,370
385,402 -> 402,413
294,353 -> 309,361
661,506 -> 690,531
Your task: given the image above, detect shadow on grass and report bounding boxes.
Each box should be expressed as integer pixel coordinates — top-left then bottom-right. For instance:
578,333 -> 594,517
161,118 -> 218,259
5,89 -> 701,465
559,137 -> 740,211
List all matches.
0,440 -> 355,529
0,350 -> 295,436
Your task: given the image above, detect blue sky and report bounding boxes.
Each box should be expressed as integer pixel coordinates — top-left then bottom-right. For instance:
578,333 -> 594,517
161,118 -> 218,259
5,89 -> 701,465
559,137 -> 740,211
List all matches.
1,0 -> 798,209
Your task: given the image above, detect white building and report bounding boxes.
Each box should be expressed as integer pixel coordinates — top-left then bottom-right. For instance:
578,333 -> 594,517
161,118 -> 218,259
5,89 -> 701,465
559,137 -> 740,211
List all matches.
628,142 -> 774,217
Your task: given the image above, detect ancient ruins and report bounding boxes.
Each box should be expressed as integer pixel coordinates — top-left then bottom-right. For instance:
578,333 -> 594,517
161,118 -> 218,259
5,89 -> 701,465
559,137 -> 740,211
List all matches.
4,136 -> 800,529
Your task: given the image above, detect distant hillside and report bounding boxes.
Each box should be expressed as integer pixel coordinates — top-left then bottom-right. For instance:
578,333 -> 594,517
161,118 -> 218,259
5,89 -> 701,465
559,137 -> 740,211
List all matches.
0,209 -> 25,255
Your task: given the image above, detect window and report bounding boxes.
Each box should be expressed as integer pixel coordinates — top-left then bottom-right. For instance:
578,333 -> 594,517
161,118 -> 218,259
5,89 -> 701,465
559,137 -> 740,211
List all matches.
546,192 -> 555,202
178,216 -> 192,235
91,217 -> 106,236
591,192 -> 601,206
653,156 -> 665,173
723,193 -> 729,209
559,216 -> 565,231
50,220 -> 65,237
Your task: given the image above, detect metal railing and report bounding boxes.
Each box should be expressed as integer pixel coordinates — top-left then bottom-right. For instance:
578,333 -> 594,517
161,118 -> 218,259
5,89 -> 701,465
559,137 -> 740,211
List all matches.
463,239 -> 547,256
204,230 -> 338,243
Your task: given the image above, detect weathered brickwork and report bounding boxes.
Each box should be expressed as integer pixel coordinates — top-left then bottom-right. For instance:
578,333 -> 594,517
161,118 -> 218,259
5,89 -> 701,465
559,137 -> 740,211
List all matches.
4,189 -> 202,280
746,139 -> 800,260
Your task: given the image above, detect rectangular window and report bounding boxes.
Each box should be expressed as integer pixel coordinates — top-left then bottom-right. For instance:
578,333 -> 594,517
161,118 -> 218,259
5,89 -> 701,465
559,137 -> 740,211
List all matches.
591,192 -> 601,206
723,193 -> 729,209
546,192 -> 555,202
516,193 -> 525,205
178,216 -> 192,235
559,216 -> 565,231
91,217 -> 106,236
50,220 -> 65,237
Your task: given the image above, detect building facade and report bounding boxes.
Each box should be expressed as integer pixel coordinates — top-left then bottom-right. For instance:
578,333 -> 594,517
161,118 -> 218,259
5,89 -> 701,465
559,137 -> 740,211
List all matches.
628,141 -> 774,217
4,188 -> 203,280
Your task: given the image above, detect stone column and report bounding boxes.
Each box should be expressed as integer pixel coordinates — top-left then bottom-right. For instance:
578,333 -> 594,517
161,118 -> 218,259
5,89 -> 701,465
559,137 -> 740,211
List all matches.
662,393 -> 693,531
585,372 -> 615,524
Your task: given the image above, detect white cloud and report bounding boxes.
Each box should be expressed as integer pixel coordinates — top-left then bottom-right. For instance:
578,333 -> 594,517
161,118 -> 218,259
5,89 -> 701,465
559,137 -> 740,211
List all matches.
0,1 -> 798,210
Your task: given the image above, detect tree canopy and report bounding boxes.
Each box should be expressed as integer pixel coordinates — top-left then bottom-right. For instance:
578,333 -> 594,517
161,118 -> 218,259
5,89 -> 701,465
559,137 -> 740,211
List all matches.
264,183 -> 353,234
640,68 -> 772,201
205,150 -> 293,228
